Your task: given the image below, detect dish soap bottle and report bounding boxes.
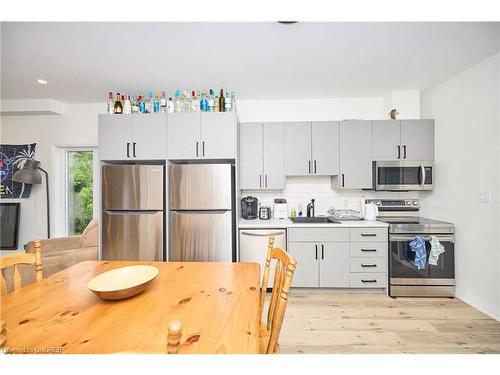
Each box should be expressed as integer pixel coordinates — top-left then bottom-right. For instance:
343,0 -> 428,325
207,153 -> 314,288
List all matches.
290,208 -> 297,219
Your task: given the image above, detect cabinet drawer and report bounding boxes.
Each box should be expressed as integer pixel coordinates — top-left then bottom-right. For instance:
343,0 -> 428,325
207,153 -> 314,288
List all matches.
350,242 -> 387,257
288,228 -> 349,242
349,258 -> 387,273
350,227 -> 387,242
349,273 -> 387,288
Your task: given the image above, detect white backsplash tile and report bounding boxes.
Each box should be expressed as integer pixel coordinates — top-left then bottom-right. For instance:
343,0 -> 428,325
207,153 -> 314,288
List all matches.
241,176 -> 418,216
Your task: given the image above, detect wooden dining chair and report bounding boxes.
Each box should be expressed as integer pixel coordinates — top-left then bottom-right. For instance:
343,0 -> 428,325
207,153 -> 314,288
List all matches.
167,320 -> 183,354
0,240 -> 42,295
259,235 -> 297,354
0,320 -> 6,350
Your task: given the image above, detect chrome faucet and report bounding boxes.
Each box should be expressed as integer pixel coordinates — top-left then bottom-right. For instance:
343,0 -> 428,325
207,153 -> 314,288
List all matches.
306,199 -> 315,217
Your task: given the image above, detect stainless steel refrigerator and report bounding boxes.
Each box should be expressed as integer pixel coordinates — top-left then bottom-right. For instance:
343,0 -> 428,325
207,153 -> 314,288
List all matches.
169,163 -> 235,262
102,164 -> 164,261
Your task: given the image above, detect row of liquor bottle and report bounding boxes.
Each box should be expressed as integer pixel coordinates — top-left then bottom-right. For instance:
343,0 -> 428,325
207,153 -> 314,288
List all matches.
107,88 -> 236,114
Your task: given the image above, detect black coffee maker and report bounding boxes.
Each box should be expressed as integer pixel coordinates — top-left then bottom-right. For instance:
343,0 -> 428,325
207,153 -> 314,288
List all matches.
241,196 -> 258,220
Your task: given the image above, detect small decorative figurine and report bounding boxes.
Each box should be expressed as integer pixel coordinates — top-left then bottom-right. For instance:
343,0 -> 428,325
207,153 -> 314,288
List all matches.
389,109 -> 399,120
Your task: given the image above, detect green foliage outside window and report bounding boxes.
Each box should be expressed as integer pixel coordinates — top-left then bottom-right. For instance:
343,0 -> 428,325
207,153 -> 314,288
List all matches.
68,151 -> 93,235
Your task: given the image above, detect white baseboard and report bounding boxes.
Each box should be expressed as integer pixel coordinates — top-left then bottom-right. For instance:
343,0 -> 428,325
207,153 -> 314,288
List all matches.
455,290 -> 500,322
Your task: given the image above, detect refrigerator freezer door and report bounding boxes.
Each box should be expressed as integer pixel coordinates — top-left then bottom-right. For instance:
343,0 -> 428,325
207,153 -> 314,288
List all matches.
169,164 -> 232,210
169,210 -> 233,262
102,165 -> 164,210
102,211 -> 163,261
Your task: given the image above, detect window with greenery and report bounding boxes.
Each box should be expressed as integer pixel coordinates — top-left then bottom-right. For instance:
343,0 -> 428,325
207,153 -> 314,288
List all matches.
67,150 -> 94,235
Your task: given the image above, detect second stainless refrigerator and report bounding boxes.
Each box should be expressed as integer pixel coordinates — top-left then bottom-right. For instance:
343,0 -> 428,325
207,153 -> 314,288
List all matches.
169,163 -> 235,262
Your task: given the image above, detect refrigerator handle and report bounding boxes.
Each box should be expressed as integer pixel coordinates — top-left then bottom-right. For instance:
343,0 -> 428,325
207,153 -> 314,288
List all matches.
126,142 -> 130,158
202,141 -> 205,157
171,210 -> 230,215
196,142 -> 199,157
105,210 -> 162,215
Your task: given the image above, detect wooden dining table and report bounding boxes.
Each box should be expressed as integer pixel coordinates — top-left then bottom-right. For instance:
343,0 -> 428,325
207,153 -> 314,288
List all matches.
1,260 -> 261,354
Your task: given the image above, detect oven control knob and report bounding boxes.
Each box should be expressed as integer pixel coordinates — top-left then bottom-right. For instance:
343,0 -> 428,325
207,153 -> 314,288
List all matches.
405,201 -> 411,206
413,201 -> 419,206
376,201 -> 381,206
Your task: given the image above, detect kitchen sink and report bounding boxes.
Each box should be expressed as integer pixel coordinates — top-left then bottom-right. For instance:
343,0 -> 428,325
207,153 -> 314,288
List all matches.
289,216 -> 341,224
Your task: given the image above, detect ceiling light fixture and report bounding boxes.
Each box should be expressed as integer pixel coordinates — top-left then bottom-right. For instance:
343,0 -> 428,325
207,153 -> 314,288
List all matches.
277,21 -> 298,25
36,79 -> 48,85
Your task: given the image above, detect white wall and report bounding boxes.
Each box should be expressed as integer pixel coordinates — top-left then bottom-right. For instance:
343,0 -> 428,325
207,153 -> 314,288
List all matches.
0,103 -> 104,250
420,52 -> 500,321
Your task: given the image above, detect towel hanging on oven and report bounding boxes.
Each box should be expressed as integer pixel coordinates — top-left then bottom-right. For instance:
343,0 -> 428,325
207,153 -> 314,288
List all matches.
409,235 -> 427,270
428,236 -> 445,265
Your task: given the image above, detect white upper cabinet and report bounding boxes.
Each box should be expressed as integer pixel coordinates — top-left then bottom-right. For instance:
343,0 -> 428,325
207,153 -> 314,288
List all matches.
167,112 -> 200,159
372,120 -> 401,160
168,112 -> 237,159
285,121 -> 339,176
132,114 -> 167,160
201,112 -> 237,159
400,119 -> 435,161
284,122 -> 311,175
239,122 -> 263,190
373,119 -> 435,161
239,122 -> 285,190
262,123 -> 285,189
334,120 -> 373,189
311,121 -> 339,176
98,114 -> 166,161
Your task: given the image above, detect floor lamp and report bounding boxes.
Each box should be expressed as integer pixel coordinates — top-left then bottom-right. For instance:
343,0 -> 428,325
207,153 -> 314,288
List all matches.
12,159 -> 50,238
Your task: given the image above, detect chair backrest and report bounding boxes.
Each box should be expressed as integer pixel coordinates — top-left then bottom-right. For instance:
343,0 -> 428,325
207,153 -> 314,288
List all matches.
167,320 -> 183,354
259,235 -> 297,354
0,240 -> 42,295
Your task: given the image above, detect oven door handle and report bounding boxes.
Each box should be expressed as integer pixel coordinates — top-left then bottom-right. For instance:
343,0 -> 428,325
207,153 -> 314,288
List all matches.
390,235 -> 454,242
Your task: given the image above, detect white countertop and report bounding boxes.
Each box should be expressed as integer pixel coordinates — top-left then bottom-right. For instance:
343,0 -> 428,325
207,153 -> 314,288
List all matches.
238,217 -> 389,229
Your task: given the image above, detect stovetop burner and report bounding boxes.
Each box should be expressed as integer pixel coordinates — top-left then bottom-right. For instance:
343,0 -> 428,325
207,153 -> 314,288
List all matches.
365,199 -> 454,234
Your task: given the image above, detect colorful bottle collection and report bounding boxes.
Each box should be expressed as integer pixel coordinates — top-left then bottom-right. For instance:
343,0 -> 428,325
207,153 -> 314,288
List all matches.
106,88 -> 236,114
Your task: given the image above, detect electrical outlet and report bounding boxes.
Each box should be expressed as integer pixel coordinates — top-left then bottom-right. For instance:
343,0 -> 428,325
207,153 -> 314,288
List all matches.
479,191 -> 491,203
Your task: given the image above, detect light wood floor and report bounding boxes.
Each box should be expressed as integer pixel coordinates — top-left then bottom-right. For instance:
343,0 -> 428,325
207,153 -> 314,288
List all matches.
279,289 -> 500,354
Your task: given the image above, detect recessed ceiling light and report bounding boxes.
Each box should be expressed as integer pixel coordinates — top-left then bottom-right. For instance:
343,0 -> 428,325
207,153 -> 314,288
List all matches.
36,79 -> 48,85
277,21 -> 298,25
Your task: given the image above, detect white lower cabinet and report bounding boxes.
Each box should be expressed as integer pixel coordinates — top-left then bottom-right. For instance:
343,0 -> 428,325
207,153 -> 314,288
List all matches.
288,242 -> 320,287
319,242 -> 349,287
288,227 -> 388,289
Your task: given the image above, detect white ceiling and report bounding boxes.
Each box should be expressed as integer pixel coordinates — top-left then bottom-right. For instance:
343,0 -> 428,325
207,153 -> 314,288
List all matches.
1,22 -> 499,103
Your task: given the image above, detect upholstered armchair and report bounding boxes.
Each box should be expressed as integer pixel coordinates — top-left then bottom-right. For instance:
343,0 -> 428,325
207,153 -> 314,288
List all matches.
25,218 -> 98,278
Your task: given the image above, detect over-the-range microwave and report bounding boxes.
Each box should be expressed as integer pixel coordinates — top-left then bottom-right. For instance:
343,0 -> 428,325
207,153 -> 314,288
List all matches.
373,160 -> 433,191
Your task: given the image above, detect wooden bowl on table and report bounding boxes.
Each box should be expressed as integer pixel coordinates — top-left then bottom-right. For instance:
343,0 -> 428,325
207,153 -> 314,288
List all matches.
87,265 -> 159,300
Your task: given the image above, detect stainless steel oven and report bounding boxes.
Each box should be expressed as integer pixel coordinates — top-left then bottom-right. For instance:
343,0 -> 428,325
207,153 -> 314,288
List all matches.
366,199 -> 455,297
389,233 -> 455,297
374,160 -> 433,191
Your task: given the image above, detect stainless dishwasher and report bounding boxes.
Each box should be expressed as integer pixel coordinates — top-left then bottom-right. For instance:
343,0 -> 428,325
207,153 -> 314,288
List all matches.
239,229 -> 287,280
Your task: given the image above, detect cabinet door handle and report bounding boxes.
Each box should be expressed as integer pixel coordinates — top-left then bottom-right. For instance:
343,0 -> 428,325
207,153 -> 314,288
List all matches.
397,145 -> 401,159
321,244 -> 324,259
314,160 -> 317,174
403,145 -> 407,159
361,279 -> 377,283
361,264 -> 377,268
361,233 -> 377,237
202,141 -> 205,157
133,142 -> 136,158
315,244 -> 318,260
265,174 -> 268,188
126,142 -> 130,158
308,160 -> 311,174
259,174 -> 262,188
361,248 -> 377,252
342,173 -> 345,187
196,142 -> 199,157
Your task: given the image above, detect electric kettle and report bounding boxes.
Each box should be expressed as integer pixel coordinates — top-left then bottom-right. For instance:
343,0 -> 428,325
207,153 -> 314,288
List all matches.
364,202 -> 379,221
